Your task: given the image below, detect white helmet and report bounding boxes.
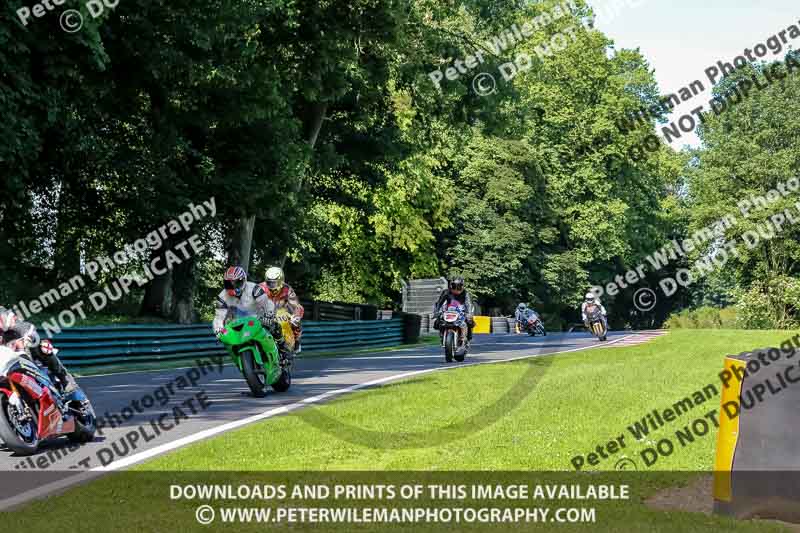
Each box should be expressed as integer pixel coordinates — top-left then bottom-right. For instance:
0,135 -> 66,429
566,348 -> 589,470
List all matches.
0,307 -> 17,333
585,292 -> 596,303
264,266 -> 285,295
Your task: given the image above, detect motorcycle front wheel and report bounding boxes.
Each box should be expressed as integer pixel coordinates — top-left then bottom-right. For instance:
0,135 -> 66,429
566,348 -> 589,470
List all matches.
454,330 -> 466,362
67,397 -> 97,444
241,350 -> 268,398
444,330 -> 455,363
272,367 -> 292,393
0,394 -> 40,455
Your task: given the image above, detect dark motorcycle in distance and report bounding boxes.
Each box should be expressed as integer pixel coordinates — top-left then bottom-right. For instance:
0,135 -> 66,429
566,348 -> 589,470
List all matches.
585,304 -> 608,341
516,313 -> 547,337
438,303 -> 469,363
0,342 -> 96,455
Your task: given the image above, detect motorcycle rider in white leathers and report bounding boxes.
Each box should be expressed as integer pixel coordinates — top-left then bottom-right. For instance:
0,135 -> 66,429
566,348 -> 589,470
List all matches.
0,307 -> 72,391
581,292 -> 607,329
213,266 -> 291,362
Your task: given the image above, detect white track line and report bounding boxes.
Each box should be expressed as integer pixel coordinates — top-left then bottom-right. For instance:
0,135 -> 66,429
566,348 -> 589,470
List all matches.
0,334 -> 633,511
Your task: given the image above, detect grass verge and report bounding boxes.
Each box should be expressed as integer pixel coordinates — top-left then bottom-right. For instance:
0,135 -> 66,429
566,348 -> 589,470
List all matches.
5,329 -> 798,532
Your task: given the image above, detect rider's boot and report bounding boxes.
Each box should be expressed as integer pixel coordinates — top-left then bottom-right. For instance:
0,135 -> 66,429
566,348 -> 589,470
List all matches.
267,322 -> 292,366
292,325 -> 302,354
276,337 -> 293,367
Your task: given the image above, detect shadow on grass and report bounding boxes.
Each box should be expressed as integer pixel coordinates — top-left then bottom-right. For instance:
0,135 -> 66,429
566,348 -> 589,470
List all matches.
295,357 -> 552,450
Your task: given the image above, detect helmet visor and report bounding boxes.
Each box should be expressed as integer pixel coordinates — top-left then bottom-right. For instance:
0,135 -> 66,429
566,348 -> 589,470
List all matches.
224,279 -> 245,293
265,278 -> 282,290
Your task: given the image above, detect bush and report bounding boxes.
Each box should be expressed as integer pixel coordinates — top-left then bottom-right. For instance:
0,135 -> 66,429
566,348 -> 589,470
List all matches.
693,306 -> 723,328
719,307 -> 738,328
664,306 -> 731,329
733,277 -> 800,330
663,309 -> 694,329
665,275 -> 800,330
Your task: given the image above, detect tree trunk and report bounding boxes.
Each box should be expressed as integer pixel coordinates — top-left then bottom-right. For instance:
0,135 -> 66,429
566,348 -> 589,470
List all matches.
227,216 -> 256,271
140,270 -> 173,317
170,255 -> 197,324
276,101 -> 328,267
53,179 -> 82,281
227,102 -> 328,275
306,101 -> 328,149
292,101 -> 328,195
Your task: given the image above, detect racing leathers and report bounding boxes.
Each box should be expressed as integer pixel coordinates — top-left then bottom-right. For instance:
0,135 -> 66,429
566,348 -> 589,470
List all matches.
515,307 -> 540,331
259,283 -> 304,344
433,289 -> 476,342
581,301 -> 608,328
213,282 -> 291,362
1,320 -> 71,391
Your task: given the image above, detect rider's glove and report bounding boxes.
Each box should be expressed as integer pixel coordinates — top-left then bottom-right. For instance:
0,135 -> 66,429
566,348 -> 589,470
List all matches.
290,316 -> 301,327
259,311 -> 276,327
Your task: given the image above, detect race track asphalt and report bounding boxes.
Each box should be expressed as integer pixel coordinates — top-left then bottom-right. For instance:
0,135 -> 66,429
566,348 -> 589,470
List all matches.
0,330 -> 636,509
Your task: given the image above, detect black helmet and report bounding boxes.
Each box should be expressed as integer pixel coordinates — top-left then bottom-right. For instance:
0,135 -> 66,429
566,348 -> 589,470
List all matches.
449,277 -> 464,291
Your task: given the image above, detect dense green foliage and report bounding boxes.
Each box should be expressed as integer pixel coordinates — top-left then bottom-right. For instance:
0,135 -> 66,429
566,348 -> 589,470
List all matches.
672,53 -> 800,329
1,0 -> 793,328
664,306 -> 737,329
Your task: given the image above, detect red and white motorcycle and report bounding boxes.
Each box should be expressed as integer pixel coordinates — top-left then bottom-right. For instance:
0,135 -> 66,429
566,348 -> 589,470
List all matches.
0,342 -> 95,455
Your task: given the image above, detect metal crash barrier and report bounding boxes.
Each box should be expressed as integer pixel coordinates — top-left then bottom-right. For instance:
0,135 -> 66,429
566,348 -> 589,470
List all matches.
713,347 -> 800,523
51,318 -> 412,369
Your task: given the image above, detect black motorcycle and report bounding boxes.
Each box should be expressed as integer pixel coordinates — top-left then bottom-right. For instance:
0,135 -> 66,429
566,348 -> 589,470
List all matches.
517,313 -> 546,336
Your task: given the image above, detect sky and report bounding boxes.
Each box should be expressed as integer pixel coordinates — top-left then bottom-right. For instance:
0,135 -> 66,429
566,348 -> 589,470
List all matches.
589,0 -> 799,148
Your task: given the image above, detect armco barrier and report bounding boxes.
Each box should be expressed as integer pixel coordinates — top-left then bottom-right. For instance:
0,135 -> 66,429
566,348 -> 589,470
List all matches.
299,300 -> 378,321
490,317 -> 510,334
52,319 -> 405,369
417,315 -> 521,336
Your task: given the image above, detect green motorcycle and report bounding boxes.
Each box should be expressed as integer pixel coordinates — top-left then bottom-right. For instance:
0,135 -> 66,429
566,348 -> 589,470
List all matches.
217,316 -> 292,397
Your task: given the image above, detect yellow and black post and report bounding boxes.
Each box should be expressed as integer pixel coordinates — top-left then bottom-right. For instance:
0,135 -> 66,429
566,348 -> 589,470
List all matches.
713,348 -> 800,523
